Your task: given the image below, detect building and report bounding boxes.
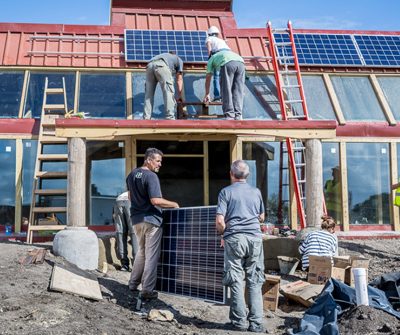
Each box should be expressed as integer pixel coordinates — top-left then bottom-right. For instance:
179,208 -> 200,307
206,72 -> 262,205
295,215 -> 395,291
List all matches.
0,0 -> 399,238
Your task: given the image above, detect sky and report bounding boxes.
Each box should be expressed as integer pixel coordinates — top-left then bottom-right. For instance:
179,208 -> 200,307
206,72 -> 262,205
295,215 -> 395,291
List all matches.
0,0 -> 399,31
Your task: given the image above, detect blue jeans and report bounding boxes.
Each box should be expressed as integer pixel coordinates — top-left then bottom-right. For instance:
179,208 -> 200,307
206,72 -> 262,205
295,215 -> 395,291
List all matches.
223,234 -> 265,329
213,69 -> 221,99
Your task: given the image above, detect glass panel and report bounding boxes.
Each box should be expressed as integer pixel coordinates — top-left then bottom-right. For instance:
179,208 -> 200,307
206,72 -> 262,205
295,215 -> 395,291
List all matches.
23,72 -> 75,119
242,142 -> 289,225
347,143 -> 390,224
303,75 -> 336,120
79,73 -> 126,118
208,141 -> 230,205
22,140 -> 38,227
0,71 -> 24,118
0,140 -> 16,226
322,142 -> 341,224
88,141 -> 125,225
132,73 -> 163,119
331,76 -> 386,121
377,76 -> 400,121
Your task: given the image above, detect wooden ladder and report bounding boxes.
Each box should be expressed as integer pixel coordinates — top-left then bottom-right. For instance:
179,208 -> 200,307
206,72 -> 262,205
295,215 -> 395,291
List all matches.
27,77 -> 69,244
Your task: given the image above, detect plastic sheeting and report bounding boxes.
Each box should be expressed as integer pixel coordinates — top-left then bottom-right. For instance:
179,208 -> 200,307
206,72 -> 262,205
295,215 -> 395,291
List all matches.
290,278 -> 400,335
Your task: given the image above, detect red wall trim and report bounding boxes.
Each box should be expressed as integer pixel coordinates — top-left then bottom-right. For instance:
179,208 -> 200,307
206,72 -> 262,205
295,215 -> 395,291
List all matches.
336,122 -> 400,137
0,119 -> 39,134
0,23 -> 124,34
348,224 -> 394,231
112,7 -> 234,17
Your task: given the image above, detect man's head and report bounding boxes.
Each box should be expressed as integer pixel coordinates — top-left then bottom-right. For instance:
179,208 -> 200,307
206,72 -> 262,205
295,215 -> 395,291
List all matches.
230,160 -> 250,181
207,26 -> 220,37
332,166 -> 340,179
144,147 -> 163,173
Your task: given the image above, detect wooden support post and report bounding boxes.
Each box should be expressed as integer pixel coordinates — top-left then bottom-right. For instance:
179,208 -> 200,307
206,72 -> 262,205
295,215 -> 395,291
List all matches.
67,137 -> 86,227
305,139 -> 323,228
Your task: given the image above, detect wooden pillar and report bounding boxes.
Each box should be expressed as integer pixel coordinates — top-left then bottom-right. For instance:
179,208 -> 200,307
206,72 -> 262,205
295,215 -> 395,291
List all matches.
67,137 -> 86,227
305,139 -> 323,228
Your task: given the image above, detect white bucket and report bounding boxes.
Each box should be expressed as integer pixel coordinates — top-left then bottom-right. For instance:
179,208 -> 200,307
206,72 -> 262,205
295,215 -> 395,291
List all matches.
352,267 -> 369,306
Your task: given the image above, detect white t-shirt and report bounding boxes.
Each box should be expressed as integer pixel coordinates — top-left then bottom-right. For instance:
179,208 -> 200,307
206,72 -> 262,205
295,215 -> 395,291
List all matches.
205,36 -> 230,54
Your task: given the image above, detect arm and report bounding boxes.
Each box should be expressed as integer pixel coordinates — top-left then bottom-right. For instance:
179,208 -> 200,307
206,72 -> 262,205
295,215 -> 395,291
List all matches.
215,214 -> 226,235
259,212 -> 265,223
203,73 -> 212,103
206,40 -> 212,56
150,197 -> 179,209
175,72 -> 183,101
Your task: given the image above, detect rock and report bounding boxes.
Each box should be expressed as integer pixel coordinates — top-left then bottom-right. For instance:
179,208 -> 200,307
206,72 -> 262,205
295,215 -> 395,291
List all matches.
147,309 -> 174,322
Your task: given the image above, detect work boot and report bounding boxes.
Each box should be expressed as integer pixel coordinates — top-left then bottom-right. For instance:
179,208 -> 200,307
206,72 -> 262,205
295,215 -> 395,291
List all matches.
248,323 -> 264,333
139,291 -> 158,300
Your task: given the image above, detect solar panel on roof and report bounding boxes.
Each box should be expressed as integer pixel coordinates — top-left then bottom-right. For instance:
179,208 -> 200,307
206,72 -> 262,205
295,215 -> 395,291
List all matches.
124,29 -> 209,63
156,206 -> 225,304
354,35 -> 400,67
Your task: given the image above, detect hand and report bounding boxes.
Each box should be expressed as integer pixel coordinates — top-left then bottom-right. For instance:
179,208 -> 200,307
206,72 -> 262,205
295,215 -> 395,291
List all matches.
203,94 -> 211,104
177,97 -> 183,104
173,202 -> 179,209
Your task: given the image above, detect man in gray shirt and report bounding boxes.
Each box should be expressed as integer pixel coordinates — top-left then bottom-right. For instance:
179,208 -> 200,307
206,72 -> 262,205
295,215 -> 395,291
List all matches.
144,52 -> 184,120
216,160 -> 265,333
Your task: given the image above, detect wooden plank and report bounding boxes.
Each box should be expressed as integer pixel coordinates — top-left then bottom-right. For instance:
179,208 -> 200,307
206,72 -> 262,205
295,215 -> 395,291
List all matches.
43,104 -> 66,110
50,264 -> 102,300
34,189 -> 67,195
29,225 -> 66,231
36,171 -> 67,178
370,74 -> 397,126
41,136 -> 67,144
340,142 -> 350,231
323,73 -> 346,125
46,88 -> 64,94
14,139 -> 23,233
38,154 -> 68,161
33,207 -> 67,213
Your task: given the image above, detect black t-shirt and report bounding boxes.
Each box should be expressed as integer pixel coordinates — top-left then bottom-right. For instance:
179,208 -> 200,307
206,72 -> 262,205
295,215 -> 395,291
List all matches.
126,167 -> 163,226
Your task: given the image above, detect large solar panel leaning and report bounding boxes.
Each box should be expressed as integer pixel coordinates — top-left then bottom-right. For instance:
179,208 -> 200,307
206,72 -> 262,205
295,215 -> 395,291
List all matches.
156,206 -> 225,304
124,30 -> 209,63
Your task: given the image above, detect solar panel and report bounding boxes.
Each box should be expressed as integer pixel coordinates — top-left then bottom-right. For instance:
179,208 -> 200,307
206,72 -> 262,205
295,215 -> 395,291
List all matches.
124,29 -> 209,63
355,35 -> 400,67
274,33 -> 363,66
156,206 -> 225,304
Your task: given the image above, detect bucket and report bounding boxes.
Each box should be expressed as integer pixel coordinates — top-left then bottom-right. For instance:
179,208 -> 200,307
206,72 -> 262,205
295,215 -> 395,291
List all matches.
277,256 -> 299,275
353,267 -> 369,306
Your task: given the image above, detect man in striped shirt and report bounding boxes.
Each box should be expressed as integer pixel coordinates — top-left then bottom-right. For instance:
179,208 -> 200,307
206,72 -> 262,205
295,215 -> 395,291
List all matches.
298,216 -> 338,270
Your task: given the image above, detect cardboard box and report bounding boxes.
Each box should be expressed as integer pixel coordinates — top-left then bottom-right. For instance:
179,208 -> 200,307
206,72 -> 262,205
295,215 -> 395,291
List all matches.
307,255 -> 350,285
345,256 -> 370,287
280,280 -> 324,307
262,274 -> 281,311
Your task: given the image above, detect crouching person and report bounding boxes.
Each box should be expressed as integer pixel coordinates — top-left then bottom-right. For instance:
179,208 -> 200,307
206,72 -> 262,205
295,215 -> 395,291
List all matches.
216,160 -> 266,333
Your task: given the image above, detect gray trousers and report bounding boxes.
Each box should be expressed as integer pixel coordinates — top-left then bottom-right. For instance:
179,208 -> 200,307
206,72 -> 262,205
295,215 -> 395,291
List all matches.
220,61 -> 245,120
144,59 -> 176,120
223,234 -> 265,329
129,222 -> 163,293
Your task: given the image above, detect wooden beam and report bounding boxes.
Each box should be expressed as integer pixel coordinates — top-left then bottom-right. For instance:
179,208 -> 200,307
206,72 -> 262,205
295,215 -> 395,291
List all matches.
340,142 -> 350,231
323,73 -> 346,125
390,143 -> 400,231
203,141 -> 209,206
126,72 -> 133,120
14,139 -> 23,233
18,70 -> 29,118
369,74 -> 397,126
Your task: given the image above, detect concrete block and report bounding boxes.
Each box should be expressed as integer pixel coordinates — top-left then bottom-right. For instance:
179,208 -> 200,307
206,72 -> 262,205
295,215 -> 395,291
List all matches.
263,237 -> 301,270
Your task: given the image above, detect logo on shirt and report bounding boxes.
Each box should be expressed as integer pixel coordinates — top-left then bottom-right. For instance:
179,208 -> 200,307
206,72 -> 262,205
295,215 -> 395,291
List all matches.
135,172 -> 143,179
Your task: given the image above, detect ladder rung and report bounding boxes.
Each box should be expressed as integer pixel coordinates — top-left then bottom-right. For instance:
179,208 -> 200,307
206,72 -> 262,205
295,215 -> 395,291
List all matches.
46,88 -> 64,94
41,136 -> 67,144
275,42 -> 292,47
287,115 -> 307,120
36,171 -> 67,179
285,99 -> 303,104
277,56 -> 294,61
33,207 -> 67,213
34,189 -> 67,195
273,28 -> 289,33
295,163 -> 306,167
281,70 -> 298,75
38,154 -> 68,161
29,225 -> 66,231
43,104 -> 66,110
282,84 -> 301,89
297,180 -> 306,184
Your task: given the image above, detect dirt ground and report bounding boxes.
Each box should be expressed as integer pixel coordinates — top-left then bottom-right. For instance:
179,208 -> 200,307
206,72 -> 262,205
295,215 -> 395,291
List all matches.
0,238 -> 399,335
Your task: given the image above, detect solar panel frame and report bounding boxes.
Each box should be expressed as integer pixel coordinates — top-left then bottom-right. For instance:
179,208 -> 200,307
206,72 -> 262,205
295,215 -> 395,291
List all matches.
157,206 -> 225,304
124,29 -> 209,63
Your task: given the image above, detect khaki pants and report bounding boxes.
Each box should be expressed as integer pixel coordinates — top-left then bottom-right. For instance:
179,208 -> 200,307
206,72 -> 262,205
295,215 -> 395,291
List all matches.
129,222 -> 163,293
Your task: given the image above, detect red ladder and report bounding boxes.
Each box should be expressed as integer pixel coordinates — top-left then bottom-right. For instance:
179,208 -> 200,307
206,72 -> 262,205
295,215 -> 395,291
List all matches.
267,21 -> 309,229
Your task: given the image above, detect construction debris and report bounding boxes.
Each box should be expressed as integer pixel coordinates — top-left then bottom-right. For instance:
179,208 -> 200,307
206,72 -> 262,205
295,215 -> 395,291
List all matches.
18,248 -> 47,265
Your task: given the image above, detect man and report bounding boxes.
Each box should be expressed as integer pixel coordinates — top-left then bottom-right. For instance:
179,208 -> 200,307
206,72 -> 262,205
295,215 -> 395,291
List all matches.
324,166 -> 342,223
203,49 -> 245,120
216,160 -> 265,333
112,191 -> 138,271
392,180 -> 400,207
127,147 -> 179,300
144,52 -> 184,120
205,25 -> 231,101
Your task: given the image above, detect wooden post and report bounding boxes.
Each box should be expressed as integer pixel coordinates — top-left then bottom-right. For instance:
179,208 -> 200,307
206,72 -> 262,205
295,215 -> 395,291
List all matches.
305,139 -> 323,228
67,137 -> 86,227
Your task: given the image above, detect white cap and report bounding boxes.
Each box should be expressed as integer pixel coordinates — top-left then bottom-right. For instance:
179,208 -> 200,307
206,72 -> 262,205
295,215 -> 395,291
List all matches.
207,26 -> 220,35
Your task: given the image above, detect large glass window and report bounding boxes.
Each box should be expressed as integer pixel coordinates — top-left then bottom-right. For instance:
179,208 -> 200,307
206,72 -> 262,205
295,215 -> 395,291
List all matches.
303,75 -> 336,120
0,140 -> 16,226
331,76 -> 386,121
346,143 -> 390,225
79,73 -> 126,118
22,140 -> 38,225
88,141 -> 125,225
377,77 -> 400,121
23,72 -> 75,119
242,142 -> 288,225
322,142 -> 341,224
0,71 -> 24,118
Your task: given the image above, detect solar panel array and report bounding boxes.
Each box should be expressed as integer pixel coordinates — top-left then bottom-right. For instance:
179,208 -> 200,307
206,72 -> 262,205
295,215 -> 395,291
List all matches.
124,30 -> 209,63
354,35 -> 400,67
156,206 -> 225,304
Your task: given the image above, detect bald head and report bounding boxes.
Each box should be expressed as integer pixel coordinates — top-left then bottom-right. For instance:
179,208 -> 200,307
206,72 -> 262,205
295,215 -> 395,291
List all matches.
230,160 -> 250,180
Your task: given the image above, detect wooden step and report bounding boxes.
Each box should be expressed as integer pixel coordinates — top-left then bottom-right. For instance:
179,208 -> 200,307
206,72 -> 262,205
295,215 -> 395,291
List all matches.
43,104 -> 66,110
33,207 -> 67,213
36,171 -> 67,179
41,136 -> 67,144
34,189 -> 67,195
38,154 -> 68,161
46,88 -> 65,94
29,225 -> 66,231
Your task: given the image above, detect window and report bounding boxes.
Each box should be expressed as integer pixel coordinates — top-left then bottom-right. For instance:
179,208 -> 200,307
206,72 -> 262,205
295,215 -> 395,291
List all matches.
79,73 -> 126,118
331,76 -> 386,121
0,140 -> 16,225
322,142 -> 341,224
23,72 -> 75,119
22,140 -> 38,223
346,143 -> 390,224
377,76 -> 400,121
0,72 -> 24,118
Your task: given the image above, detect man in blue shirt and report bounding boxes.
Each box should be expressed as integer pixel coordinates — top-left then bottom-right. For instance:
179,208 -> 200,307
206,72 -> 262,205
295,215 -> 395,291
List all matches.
216,160 -> 265,333
127,147 -> 179,300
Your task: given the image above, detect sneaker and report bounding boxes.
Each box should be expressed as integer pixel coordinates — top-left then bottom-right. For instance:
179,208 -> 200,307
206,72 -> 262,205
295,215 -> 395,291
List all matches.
248,324 -> 264,333
212,97 -> 222,102
120,264 -> 131,272
139,291 -> 158,300
223,322 -> 247,332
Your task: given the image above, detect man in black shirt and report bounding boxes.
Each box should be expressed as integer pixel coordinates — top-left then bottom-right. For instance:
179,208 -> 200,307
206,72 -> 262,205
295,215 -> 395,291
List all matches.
126,147 -> 179,300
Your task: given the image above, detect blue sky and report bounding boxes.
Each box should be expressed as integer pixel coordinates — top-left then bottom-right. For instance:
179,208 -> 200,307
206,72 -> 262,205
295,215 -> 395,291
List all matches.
0,0 -> 399,31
